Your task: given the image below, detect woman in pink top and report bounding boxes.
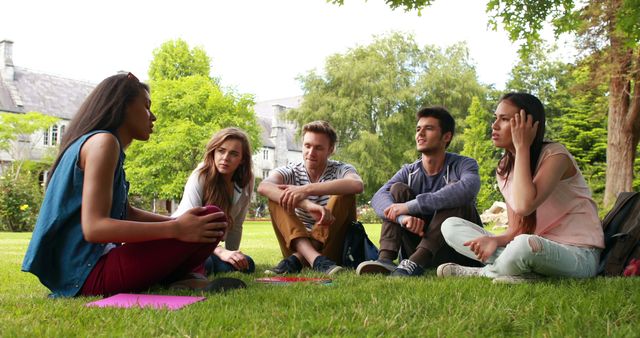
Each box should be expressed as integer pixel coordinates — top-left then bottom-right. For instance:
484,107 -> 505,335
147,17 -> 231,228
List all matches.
436,92 -> 604,283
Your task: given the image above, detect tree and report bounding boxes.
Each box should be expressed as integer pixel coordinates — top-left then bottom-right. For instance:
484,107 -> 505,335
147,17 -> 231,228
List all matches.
505,43 -> 572,130
460,97 -> 501,211
148,39 -> 211,81
0,112 -> 59,179
125,40 -> 262,205
553,61 -> 609,198
286,32 -> 488,200
337,0 -> 639,205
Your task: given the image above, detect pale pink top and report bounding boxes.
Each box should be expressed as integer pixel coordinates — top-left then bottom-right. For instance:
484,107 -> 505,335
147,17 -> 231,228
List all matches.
498,143 -> 604,248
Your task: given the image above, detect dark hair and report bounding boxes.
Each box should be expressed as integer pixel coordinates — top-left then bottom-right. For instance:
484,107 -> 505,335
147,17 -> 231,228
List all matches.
49,73 -> 149,179
415,106 -> 455,147
199,127 -> 253,228
302,120 -> 337,149
496,92 -> 547,234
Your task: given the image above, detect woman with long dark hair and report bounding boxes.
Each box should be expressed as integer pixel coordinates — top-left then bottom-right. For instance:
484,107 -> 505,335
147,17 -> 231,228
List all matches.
437,92 -> 604,283
172,127 -> 255,275
22,73 -> 244,297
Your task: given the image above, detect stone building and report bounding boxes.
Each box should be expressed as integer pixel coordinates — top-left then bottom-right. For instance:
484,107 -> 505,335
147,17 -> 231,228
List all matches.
252,97 -> 303,180
0,40 -> 94,169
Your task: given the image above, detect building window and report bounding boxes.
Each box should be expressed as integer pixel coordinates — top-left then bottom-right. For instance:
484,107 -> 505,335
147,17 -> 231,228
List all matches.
51,125 -> 59,145
43,128 -> 49,146
60,125 -> 66,137
263,149 -> 268,160
262,169 -> 270,178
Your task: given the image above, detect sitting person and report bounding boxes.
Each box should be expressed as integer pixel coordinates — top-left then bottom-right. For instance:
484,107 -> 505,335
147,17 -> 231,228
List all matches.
172,127 -> 255,275
437,92 -> 604,283
22,73 -> 244,297
357,106 -> 483,277
257,120 -> 364,275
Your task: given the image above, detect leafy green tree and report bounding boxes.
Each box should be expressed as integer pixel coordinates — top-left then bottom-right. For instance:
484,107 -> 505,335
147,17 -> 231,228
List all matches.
0,112 -> 58,179
553,62 -> 609,198
341,0 -> 639,205
505,43 -> 572,131
148,39 -> 211,81
125,41 -> 261,204
286,32 -> 488,200
460,97 -> 501,211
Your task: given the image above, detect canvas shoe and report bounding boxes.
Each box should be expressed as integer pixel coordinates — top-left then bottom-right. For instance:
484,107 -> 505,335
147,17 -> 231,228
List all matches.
437,263 -> 483,277
356,259 -> 396,275
264,255 -> 303,275
390,259 -> 425,277
312,256 -> 343,275
492,274 -> 544,284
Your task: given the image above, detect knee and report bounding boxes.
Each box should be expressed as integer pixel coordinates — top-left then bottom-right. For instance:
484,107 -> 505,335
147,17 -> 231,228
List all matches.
268,200 -> 282,213
441,217 -> 464,241
328,194 -> 355,205
244,254 -> 256,274
506,234 -> 540,257
389,182 -> 410,197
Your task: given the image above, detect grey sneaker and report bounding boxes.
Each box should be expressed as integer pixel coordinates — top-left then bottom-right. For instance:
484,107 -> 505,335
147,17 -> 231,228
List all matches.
437,263 -> 483,277
356,259 -> 396,275
313,256 -> 343,275
492,274 -> 544,284
390,259 -> 425,277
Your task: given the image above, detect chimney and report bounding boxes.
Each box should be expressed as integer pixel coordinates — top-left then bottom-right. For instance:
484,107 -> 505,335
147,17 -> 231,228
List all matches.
0,40 -> 15,81
272,104 -> 289,168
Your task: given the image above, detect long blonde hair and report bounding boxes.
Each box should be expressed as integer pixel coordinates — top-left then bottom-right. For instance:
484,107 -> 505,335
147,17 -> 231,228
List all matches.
199,127 -> 252,228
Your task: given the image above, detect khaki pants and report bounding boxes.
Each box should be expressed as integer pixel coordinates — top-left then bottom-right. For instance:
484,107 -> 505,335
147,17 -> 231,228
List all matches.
268,195 -> 356,264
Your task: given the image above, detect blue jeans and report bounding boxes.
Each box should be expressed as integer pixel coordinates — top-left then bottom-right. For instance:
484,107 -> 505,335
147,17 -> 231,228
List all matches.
441,217 -> 601,278
204,254 -> 255,276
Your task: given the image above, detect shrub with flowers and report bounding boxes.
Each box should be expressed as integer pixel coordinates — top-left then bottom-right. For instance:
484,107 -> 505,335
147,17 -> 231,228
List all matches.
0,171 -> 43,232
357,204 -> 381,224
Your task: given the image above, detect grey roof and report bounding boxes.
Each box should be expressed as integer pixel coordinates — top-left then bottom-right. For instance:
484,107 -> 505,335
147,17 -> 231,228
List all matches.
258,117 -> 301,152
0,67 -> 95,119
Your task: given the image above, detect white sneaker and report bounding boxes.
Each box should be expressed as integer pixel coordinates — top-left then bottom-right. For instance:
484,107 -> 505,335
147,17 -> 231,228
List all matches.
492,274 -> 544,284
436,263 -> 483,277
356,259 -> 396,275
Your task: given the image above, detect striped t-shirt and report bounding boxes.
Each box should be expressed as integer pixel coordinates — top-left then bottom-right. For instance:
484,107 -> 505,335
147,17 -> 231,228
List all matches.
275,160 -> 358,229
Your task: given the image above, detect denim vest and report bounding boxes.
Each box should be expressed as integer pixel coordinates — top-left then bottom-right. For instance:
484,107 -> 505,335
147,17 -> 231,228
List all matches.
22,130 -> 129,297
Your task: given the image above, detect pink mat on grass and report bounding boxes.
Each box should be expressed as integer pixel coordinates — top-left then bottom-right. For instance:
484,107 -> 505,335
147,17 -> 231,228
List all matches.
85,293 -> 205,310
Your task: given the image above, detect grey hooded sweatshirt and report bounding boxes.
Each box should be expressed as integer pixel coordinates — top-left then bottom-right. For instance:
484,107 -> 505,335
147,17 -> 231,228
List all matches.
371,152 -> 481,221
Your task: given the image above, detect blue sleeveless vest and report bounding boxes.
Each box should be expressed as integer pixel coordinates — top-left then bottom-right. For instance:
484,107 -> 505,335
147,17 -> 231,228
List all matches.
22,130 -> 129,297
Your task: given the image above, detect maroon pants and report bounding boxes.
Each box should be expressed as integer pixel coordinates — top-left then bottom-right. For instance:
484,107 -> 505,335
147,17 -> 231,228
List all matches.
80,239 -> 217,296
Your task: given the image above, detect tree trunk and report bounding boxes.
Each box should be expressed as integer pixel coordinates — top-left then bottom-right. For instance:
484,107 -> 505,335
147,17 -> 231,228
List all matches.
603,4 -> 640,206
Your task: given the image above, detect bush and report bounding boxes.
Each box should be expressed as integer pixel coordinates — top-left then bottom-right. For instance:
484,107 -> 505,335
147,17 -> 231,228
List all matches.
357,205 -> 381,224
0,172 -> 43,232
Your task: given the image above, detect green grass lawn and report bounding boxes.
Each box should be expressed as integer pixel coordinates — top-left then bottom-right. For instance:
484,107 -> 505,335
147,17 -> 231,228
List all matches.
1,222 -> 639,337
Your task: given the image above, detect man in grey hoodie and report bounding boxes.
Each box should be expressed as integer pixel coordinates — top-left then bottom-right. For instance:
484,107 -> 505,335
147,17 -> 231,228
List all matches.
357,106 -> 483,276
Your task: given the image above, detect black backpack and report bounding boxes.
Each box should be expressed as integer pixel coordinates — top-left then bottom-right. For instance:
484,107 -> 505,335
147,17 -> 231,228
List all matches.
342,221 -> 379,268
598,192 -> 640,276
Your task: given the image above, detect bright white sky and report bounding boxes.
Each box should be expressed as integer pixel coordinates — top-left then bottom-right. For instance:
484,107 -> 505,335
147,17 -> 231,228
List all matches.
3,0 -> 552,101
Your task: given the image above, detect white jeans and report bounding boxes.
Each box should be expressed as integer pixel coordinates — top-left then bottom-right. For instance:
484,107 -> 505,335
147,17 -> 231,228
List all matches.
441,217 -> 601,278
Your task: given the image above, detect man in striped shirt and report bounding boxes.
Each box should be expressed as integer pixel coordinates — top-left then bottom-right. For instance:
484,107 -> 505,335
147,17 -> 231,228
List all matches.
258,121 -> 364,275
357,106 -> 483,277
